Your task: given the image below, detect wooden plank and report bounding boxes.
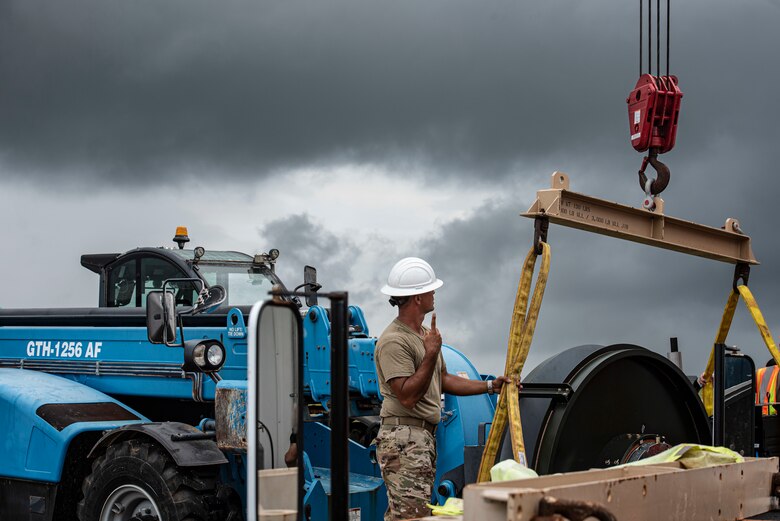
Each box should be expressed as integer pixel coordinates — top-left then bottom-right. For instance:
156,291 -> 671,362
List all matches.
463,458 -> 778,521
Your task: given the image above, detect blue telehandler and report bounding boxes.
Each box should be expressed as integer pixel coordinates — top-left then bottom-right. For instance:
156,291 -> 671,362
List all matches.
0,228 -> 499,521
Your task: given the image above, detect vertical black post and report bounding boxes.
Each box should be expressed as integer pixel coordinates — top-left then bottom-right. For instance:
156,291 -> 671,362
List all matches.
713,342 -> 727,446
330,292 -> 349,521
296,305 -> 305,521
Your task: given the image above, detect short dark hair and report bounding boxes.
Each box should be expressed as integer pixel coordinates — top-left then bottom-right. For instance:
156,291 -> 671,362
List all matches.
388,296 -> 410,308
768,358 -> 777,367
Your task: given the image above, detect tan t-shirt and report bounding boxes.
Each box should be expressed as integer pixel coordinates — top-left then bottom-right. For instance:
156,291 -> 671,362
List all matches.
375,318 -> 446,425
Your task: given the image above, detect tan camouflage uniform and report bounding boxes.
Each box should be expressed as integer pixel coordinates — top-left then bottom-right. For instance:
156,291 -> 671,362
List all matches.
375,425 -> 437,521
374,319 -> 445,521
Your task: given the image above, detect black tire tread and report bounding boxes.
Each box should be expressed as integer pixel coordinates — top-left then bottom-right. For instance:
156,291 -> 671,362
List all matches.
76,439 -> 220,521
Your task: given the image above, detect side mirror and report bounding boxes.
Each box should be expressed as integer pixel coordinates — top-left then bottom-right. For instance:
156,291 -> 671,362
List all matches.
193,284 -> 227,315
247,300 -> 303,520
304,265 -> 319,307
146,290 -> 176,345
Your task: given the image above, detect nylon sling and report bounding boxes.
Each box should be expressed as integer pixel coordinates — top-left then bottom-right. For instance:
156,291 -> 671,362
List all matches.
477,242 -> 551,482
701,285 -> 780,416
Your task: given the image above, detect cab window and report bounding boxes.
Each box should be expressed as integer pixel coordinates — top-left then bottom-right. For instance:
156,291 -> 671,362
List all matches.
107,258 -> 138,307
140,257 -> 193,307
197,264 -> 276,307
107,256 -> 197,308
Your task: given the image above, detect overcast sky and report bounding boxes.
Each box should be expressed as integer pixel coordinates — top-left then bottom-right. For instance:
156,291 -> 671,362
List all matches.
1,0 -> 779,377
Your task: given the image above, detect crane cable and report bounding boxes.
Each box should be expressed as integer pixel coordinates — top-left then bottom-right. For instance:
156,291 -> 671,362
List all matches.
477,241 -> 551,482
700,284 -> 780,416
640,0 -> 671,78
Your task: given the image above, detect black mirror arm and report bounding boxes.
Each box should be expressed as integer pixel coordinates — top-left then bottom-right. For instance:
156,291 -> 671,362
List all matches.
176,305 -> 197,316
291,282 -> 321,308
175,314 -> 186,347
293,282 -> 322,293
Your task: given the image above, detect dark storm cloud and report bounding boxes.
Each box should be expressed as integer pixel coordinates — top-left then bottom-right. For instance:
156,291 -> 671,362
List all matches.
2,0 -> 776,185
258,213 -> 391,310
259,214 -> 358,289
258,214 -> 408,341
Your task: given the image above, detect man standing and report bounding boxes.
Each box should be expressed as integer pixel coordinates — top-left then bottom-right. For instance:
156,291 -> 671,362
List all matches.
757,359 -> 780,416
374,257 -> 512,521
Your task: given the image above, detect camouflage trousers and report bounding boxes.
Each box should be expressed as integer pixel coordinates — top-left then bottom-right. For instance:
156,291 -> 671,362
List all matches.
375,425 -> 437,521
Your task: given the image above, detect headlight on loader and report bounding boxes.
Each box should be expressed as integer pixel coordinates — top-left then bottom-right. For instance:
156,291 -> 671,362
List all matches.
183,339 -> 226,379
207,344 -> 224,367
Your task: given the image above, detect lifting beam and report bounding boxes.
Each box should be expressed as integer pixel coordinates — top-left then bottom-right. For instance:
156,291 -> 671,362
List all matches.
523,172 -> 758,265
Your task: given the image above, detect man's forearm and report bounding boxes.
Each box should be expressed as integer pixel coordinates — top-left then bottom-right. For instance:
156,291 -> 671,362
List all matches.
395,353 -> 439,408
442,373 -> 491,396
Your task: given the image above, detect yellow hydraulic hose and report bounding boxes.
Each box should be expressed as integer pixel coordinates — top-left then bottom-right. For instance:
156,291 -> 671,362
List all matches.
700,285 -> 780,415
477,242 -> 551,482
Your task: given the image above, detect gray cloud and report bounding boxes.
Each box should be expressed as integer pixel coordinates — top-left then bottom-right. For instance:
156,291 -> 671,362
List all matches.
2,0 -> 777,188
258,213 -> 396,320
260,214 -> 358,290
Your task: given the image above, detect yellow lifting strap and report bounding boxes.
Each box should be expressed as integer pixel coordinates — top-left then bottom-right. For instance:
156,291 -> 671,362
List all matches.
700,284 -> 780,416
477,242 -> 551,482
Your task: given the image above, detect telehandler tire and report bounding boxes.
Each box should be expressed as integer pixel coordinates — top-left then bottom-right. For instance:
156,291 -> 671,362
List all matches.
77,439 -> 220,521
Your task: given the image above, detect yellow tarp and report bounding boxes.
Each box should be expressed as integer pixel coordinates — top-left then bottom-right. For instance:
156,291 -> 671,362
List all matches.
427,497 -> 464,516
620,443 -> 744,469
490,458 -> 539,482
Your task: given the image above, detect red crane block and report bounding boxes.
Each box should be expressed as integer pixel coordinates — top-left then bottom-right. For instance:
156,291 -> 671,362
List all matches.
627,74 -> 683,154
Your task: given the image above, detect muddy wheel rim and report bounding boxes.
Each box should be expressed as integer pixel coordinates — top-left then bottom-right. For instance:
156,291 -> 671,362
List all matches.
100,484 -> 162,521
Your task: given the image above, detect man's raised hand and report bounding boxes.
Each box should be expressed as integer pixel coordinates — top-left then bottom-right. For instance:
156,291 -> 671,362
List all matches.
423,312 -> 442,356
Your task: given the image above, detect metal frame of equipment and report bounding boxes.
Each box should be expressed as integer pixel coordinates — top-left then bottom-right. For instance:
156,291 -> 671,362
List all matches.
523,172 -> 757,266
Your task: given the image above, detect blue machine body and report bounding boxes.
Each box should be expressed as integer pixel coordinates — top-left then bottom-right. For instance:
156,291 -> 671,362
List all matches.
303,305 -> 379,412
0,369 -> 146,482
435,345 -> 498,504
0,322 -> 239,400
303,421 -> 387,518
0,242 -> 498,520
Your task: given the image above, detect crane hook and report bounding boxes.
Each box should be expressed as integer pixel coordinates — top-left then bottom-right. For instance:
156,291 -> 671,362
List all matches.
637,148 -> 670,196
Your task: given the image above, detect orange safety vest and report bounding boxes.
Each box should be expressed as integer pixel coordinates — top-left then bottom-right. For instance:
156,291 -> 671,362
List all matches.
756,366 -> 780,416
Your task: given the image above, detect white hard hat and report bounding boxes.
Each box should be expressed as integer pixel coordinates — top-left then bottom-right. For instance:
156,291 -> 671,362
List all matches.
381,257 -> 444,297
